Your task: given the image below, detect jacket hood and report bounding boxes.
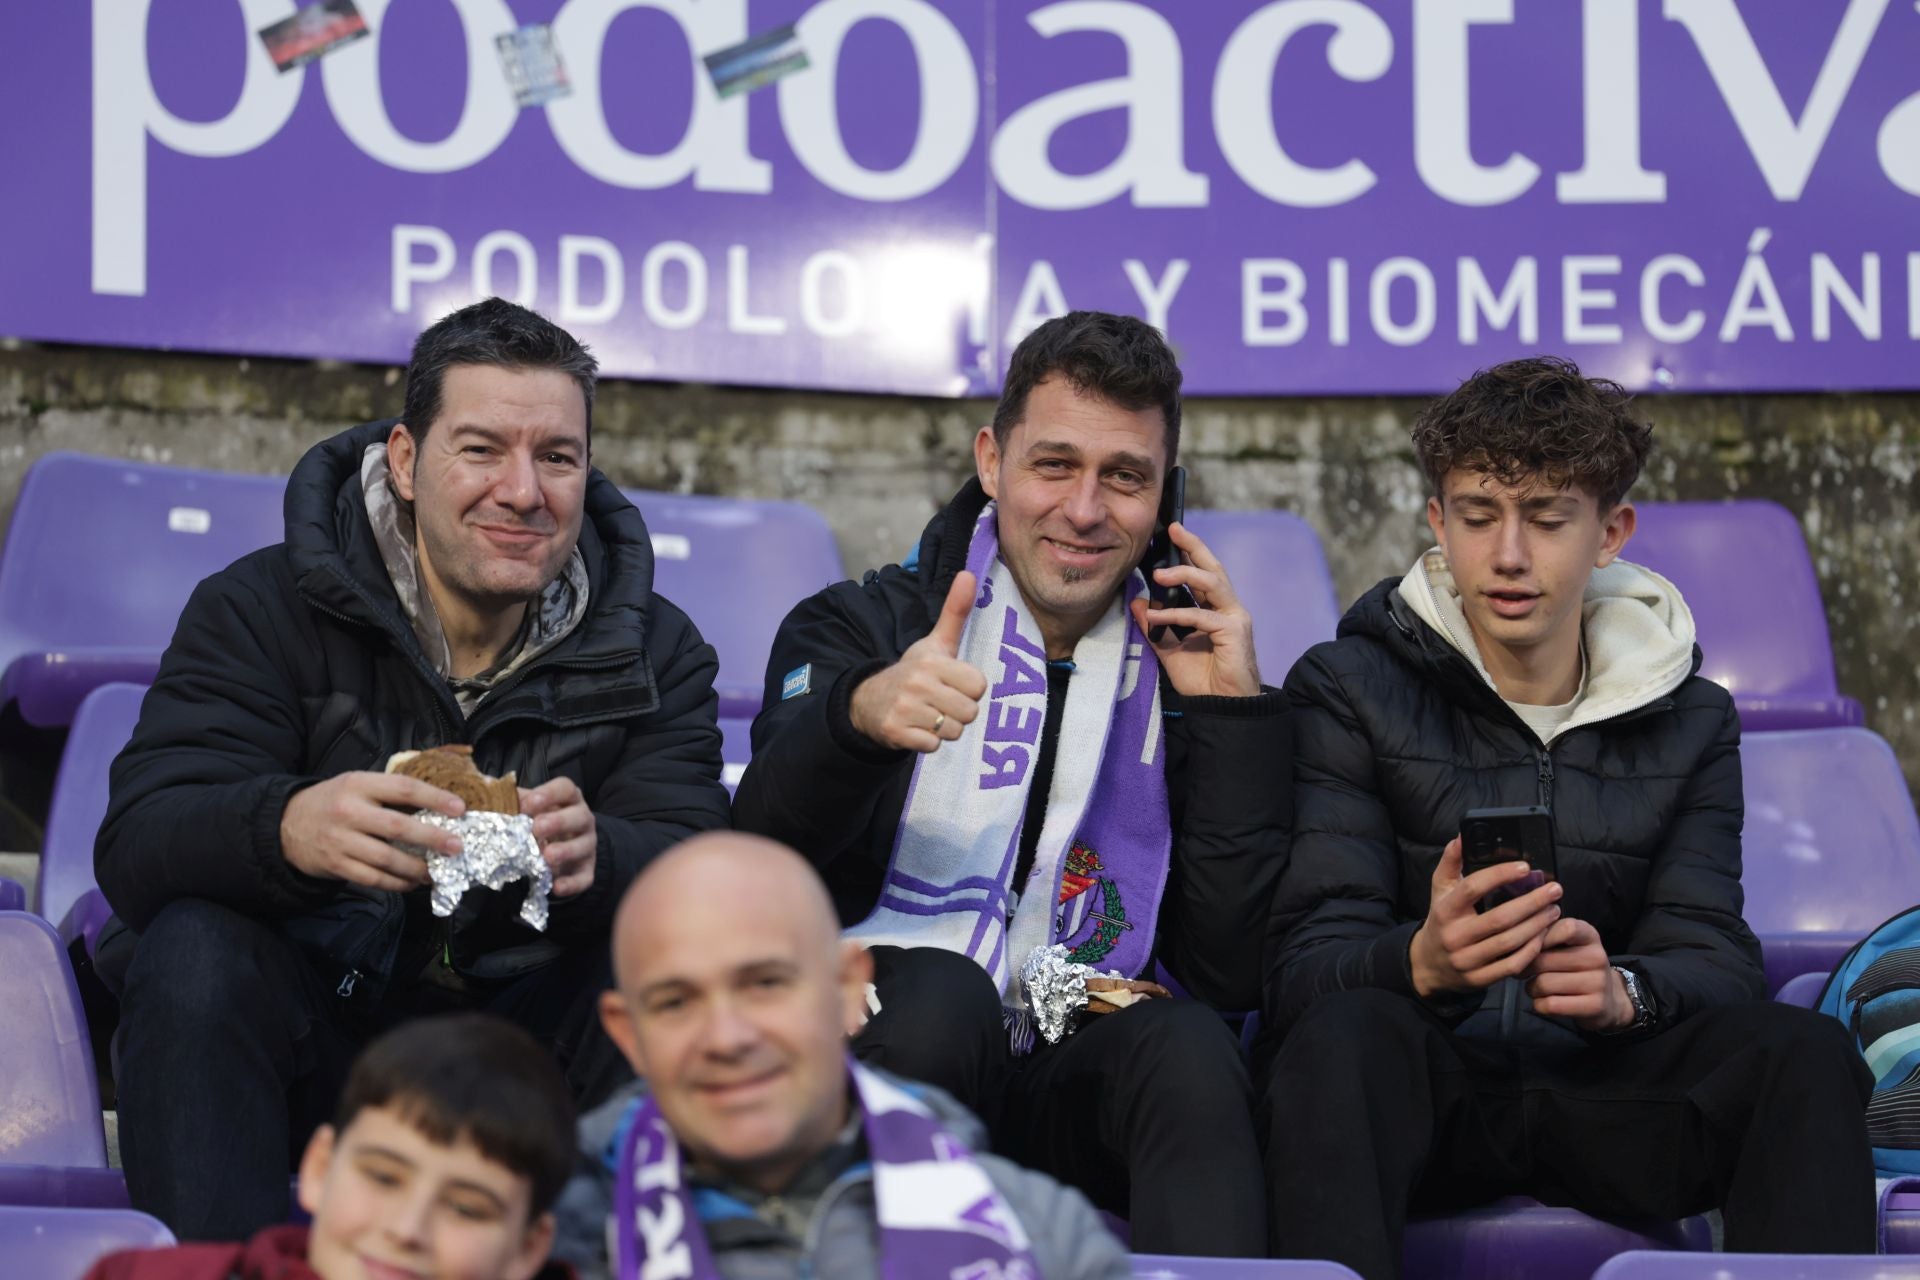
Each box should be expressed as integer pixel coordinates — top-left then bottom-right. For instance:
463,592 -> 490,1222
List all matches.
1342,549 -> 1702,740
282,419 -> 656,671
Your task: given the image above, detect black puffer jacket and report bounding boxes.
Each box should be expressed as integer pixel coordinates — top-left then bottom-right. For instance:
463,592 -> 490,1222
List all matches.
731,479 -> 1290,1011
1264,572 -> 1763,1039
96,420 -> 730,998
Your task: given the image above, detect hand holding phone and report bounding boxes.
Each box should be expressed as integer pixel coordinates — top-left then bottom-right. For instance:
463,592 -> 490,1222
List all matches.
1128,470 -> 1262,697
1407,819 -> 1563,998
1460,805 -> 1558,914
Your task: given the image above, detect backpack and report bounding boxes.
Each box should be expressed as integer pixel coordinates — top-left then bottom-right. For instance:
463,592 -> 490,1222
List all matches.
1815,904 -> 1920,1177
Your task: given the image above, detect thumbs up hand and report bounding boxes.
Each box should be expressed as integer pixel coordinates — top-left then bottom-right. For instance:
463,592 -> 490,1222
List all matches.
849,571 -> 991,753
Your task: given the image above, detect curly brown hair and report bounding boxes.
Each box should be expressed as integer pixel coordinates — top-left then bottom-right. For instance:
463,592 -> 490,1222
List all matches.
1411,356 -> 1653,507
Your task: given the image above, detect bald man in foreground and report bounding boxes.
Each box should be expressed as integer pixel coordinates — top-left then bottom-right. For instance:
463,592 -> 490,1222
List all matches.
550,832 -> 1129,1280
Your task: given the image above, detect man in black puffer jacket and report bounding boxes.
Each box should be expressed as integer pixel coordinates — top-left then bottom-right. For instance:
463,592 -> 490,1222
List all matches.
95,299 -> 730,1241
1261,357 -> 1873,1279
733,313 -> 1286,1257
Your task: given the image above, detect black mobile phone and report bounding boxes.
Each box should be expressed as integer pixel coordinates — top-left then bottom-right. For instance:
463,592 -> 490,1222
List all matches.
1144,465 -> 1195,644
1460,805 -> 1557,913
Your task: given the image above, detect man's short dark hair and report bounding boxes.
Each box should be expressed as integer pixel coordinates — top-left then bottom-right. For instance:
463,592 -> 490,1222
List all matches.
993,311 -> 1183,461
331,1013 -> 576,1216
402,297 -> 599,441
1412,355 -> 1653,508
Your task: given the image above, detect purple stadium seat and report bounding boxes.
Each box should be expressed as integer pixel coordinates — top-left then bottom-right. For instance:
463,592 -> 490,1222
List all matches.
1132,1258 -> 1360,1278
0,1204 -> 172,1279
1181,510 -> 1340,685
0,453 -> 285,726
1628,501 -> 1861,731
0,1165 -> 129,1209
719,715 -> 752,796
0,912 -> 106,1171
0,878 -> 22,912
1887,1194 -> 1920,1254
620,489 -> 843,720
1739,727 -> 1920,992
1774,970 -> 1827,1009
1403,1197 -> 1712,1280
38,684 -> 146,946
1594,1252 -> 1920,1278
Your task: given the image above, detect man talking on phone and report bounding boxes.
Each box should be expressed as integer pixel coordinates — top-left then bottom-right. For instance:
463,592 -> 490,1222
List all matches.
732,312 -> 1286,1256
1260,357 -> 1873,1278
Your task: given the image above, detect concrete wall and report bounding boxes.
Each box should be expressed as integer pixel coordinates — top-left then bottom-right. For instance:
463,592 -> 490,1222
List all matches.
3,342 -> 1916,801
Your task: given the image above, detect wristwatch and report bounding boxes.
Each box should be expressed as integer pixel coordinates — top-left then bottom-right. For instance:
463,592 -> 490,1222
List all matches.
1611,964 -> 1655,1032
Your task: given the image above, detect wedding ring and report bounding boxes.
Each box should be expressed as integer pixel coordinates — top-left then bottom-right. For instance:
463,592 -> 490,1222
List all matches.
931,712 -> 947,735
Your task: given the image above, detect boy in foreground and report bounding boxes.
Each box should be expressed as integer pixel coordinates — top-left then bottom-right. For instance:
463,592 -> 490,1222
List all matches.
1261,356 -> 1874,1279
89,1013 -> 576,1280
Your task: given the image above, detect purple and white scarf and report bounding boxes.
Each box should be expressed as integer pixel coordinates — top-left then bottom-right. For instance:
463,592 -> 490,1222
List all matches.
614,1060 -> 1038,1280
845,503 -> 1172,1029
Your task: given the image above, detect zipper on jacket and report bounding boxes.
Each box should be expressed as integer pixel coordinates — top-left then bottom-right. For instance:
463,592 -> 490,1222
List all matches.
1536,749 -> 1556,808
337,969 -> 362,998
799,1167 -> 874,1275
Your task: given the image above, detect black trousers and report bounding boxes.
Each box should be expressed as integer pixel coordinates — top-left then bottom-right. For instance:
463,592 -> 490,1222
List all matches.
111,897 -> 630,1240
1260,987 -> 1877,1280
853,945 -> 1266,1256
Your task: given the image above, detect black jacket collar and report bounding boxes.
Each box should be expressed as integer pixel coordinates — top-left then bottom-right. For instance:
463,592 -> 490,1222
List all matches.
910,477 -> 992,617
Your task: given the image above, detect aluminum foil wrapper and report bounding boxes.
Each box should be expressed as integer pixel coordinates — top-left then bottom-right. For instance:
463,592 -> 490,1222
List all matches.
1019,944 -> 1119,1045
407,811 -> 551,931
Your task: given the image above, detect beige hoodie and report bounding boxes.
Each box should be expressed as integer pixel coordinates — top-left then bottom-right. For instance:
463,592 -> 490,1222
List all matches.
1397,546 -> 1701,746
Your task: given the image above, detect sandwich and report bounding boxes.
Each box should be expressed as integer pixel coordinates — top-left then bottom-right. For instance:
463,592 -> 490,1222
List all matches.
385,745 -> 519,815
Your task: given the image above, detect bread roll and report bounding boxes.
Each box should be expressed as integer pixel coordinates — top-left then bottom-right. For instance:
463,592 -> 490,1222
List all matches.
385,745 -> 519,815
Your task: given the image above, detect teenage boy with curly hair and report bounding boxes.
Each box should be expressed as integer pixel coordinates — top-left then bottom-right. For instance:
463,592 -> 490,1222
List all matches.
1260,356 -> 1874,1279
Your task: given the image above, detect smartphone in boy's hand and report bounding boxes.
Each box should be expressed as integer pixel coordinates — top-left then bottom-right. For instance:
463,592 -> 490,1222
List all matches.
1461,805 -> 1557,913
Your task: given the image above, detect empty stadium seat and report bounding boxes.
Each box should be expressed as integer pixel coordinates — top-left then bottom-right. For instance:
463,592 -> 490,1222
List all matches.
1774,971 -> 1827,1009
1886,1195 -> 1920,1254
0,878 -> 21,912
1594,1251 -> 1920,1278
1739,727 -> 1920,993
621,489 -> 843,719
39,684 -> 146,949
0,909 -> 116,1213
1628,501 -> 1861,731
0,911 -> 105,1168
0,454 -> 284,726
1132,1257 -> 1360,1278
1403,1198 -> 1712,1280
1180,509 -> 1341,684
0,1205 -> 171,1279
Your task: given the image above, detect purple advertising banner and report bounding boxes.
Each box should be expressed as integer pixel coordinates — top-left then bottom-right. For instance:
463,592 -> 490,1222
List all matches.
3,1 -> 1917,396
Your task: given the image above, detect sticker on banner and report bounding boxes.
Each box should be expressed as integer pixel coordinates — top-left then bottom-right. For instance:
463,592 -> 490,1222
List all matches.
650,533 -> 691,561
703,24 -> 809,100
167,507 -> 212,535
496,25 -> 571,109
257,0 -> 369,73
782,665 -> 812,700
